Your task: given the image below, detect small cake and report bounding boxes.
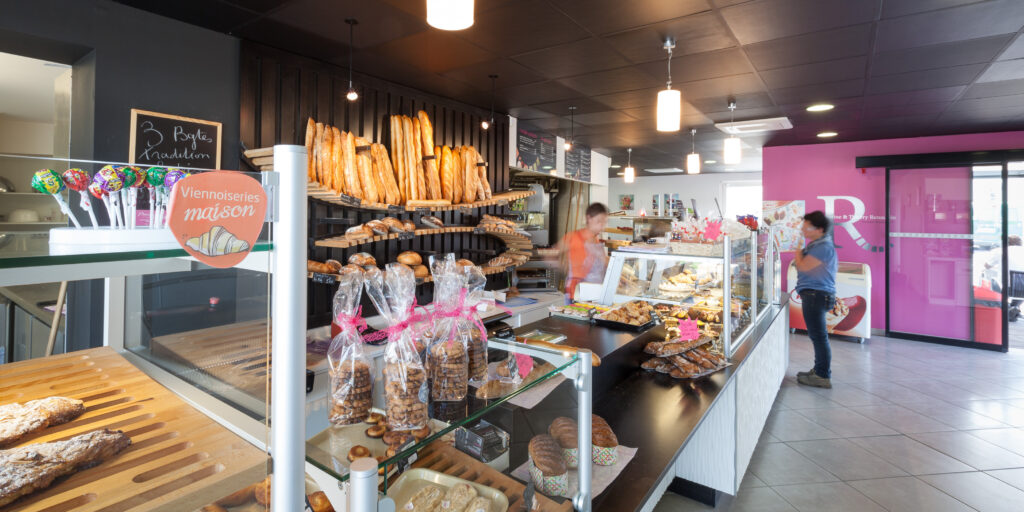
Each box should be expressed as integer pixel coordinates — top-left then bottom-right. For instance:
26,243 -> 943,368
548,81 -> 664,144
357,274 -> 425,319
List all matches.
548,416 -> 579,468
528,434 -> 569,497
591,414 -> 619,466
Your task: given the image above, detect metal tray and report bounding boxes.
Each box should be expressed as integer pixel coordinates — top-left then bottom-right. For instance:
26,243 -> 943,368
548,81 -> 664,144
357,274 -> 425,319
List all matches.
593,315 -> 659,332
387,468 -> 510,512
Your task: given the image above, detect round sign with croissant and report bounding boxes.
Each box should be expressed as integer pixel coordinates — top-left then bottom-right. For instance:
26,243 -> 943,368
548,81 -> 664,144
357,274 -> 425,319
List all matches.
166,171 -> 267,268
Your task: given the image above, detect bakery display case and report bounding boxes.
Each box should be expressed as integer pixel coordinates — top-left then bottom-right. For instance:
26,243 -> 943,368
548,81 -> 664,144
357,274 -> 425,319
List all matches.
604,216 -> 674,243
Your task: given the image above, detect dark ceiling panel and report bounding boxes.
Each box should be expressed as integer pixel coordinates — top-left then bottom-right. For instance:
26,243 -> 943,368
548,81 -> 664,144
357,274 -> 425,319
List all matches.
743,24 -> 873,70
871,35 -> 1012,76
550,0 -> 711,36
233,17 -> 348,63
507,106 -> 555,120
221,0 -> 291,13
866,63 -> 986,94
961,77 -> 1024,99
759,56 -> 867,90
531,96 -> 612,116
999,35 -> 1024,61
556,67 -> 662,97
116,0 -> 260,32
570,110 -> 640,126
874,0 -> 1024,51
494,81 -> 582,107
592,87 -> 661,110
455,0 -> 590,57
269,0 -> 426,49
636,48 -> 755,84
676,73 -> 766,100
602,11 -> 736,63
441,59 -> 545,90
863,101 -> 952,117
689,91 -> 776,114
862,86 -> 966,108
721,0 -> 879,45
511,38 -> 631,79
881,0 -> 988,19
769,78 -> 866,105
947,93 -> 1024,113
977,58 -> 1024,83
368,31 -> 494,74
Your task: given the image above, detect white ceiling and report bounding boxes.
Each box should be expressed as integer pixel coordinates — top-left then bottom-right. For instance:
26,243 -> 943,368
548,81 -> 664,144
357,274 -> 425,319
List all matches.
0,52 -> 70,123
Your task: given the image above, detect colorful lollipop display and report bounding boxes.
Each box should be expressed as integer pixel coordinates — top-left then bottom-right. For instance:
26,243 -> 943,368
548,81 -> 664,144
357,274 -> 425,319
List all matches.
62,168 -> 97,227
95,165 -> 126,228
146,167 -> 168,228
121,166 -> 143,229
88,182 -> 116,228
31,169 -> 81,228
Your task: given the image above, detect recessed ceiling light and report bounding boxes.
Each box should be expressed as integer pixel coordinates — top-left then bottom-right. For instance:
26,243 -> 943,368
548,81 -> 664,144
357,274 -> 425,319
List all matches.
610,164 -> 621,169
807,103 -> 834,112
616,172 -> 624,176
704,160 -> 717,164
817,131 -> 838,138
542,165 -> 553,169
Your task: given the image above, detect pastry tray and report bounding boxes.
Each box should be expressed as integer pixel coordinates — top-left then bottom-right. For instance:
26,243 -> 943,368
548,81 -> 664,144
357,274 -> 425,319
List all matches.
305,414 -> 449,481
386,468 -> 509,512
593,315 -> 659,332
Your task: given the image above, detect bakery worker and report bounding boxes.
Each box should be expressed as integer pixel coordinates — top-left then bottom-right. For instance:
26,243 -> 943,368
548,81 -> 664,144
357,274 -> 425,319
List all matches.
556,203 -> 609,303
792,211 -> 838,389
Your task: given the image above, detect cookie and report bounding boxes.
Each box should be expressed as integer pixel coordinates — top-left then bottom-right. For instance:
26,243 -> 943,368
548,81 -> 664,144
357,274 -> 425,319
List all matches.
365,424 -> 386,438
437,483 -> 477,511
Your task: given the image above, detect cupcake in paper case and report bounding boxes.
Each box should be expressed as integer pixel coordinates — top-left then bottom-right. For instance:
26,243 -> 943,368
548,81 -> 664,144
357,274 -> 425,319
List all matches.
528,434 -> 569,497
591,414 -> 619,466
548,416 -> 579,469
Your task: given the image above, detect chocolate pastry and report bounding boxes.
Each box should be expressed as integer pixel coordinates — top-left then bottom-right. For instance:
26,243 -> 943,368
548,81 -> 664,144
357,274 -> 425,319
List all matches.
548,417 -> 578,449
528,434 -> 567,476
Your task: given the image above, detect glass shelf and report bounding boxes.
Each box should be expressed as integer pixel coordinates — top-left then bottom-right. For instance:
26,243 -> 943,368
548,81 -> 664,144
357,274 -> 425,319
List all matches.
305,340 -> 580,484
0,240 -> 272,269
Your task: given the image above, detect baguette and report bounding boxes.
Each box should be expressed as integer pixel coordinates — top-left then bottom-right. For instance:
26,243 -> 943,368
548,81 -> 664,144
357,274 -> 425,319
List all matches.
368,143 -> 387,203
402,116 -> 417,201
355,136 -> 379,203
332,126 -> 344,194
452,145 -> 464,204
439,145 -> 454,202
305,118 -> 316,182
343,131 -> 361,200
411,117 -> 427,201
390,115 -> 406,204
406,199 -> 452,207
374,144 -> 401,205
314,122 -> 324,185
417,110 -> 441,200
462,146 -> 479,204
477,150 -> 492,199
323,124 -> 334,192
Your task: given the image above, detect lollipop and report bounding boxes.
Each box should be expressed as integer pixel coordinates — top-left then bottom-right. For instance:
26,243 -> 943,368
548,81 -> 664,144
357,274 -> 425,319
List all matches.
94,165 -> 125,228
121,166 -> 143,229
146,167 -> 168,228
164,168 -> 188,189
88,182 -> 116,228
62,168 -> 97,227
32,169 -> 81,228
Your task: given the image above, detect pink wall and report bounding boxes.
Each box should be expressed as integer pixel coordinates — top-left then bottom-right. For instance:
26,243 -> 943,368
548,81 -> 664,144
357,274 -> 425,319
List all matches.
763,130 -> 1024,330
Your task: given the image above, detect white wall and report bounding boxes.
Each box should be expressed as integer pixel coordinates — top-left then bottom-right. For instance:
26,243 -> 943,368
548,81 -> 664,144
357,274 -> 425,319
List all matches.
590,151 -> 610,209
611,172 -> 762,217
0,115 -> 54,156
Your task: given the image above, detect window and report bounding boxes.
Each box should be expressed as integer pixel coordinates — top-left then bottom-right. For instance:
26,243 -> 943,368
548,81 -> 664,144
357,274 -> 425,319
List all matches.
722,181 -> 763,220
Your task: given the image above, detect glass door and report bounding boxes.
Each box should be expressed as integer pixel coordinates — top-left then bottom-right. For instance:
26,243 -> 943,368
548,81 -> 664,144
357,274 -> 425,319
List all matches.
887,166 -> 1006,349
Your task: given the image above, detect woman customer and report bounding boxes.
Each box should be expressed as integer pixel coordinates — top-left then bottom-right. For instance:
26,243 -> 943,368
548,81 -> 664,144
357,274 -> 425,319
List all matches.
556,203 -> 609,303
792,211 -> 838,389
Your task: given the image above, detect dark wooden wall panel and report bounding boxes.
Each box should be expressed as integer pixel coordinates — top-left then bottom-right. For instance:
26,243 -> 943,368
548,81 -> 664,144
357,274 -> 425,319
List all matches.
239,41 -> 514,326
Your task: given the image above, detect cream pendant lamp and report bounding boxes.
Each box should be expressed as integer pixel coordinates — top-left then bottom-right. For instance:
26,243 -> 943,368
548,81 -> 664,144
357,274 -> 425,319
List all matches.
345,19 -> 359,101
723,101 -> 742,164
656,38 -> 681,132
686,128 -> 701,174
624,148 -> 635,183
427,0 -> 474,30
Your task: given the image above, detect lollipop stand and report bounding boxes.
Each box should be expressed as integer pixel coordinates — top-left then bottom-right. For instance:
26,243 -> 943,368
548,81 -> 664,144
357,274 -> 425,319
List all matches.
48,226 -> 178,255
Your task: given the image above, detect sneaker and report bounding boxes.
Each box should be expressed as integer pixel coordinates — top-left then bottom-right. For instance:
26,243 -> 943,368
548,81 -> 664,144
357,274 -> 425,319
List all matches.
797,373 -> 832,389
796,368 -> 815,378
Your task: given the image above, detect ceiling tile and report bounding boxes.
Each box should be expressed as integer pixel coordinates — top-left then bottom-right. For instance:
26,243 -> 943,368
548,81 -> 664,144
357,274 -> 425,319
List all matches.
269,0 -> 427,49
621,106 -> 658,121
743,24 -> 873,70
507,106 -> 555,120
677,73 -> 766,100
999,34 -> 1024,61
602,11 -> 736,63
234,18 -> 348,63
721,0 -> 879,45
456,0 -> 590,57
369,31 -> 495,74
862,86 -> 966,108
522,116 -> 572,131
689,92 -> 776,113
871,35 -> 1012,76
961,77 -> 1024,98
512,38 -> 631,79
864,101 -> 952,116
777,96 -> 864,115
531,96 -> 611,116
977,59 -> 1024,83
947,93 -> 1024,112
875,0 -> 1024,51
551,0 -> 711,35
593,87 -> 662,109
116,0 -> 260,32
556,67 -> 662,97
866,63 -> 986,94
442,59 -> 545,90
222,0 -> 291,13
770,79 -> 866,104
571,110 -> 640,126
636,48 -> 754,84
759,56 -> 867,89
496,81 -> 582,107
881,0 -> 988,18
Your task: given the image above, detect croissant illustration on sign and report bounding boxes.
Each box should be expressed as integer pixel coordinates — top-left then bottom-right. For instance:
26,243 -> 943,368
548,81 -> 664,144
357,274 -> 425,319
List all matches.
185,225 -> 250,256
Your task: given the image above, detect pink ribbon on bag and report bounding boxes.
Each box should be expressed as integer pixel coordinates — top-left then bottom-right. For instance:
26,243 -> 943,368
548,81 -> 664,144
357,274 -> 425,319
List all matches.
361,300 -> 431,344
335,305 -> 368,334
433,288 -> 508,346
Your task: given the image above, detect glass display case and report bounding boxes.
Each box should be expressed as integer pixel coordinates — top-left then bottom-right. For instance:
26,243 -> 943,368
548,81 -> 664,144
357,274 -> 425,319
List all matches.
604,216 -> 674,242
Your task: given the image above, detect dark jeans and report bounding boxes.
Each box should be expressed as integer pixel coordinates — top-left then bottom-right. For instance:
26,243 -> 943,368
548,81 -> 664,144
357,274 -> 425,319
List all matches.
800,289 -> 836,379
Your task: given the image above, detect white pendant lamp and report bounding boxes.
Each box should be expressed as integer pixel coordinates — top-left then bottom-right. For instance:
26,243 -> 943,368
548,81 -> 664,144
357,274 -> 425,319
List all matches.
427,0 -> 474,31
723,101 -> 742,164
686,128 -> 700,174
624,148 -> 635,183
656,38 -> 681,132
345,19 -> 359,101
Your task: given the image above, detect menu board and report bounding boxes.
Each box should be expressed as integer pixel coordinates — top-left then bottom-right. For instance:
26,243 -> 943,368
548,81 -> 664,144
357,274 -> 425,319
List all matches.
516,126 -> 556,171
129,108 -> 222,169
565,144 -> 591,182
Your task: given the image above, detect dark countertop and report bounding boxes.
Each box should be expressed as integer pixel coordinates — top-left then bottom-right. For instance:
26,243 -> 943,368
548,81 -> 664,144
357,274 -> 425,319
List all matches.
513,315 -> 657,359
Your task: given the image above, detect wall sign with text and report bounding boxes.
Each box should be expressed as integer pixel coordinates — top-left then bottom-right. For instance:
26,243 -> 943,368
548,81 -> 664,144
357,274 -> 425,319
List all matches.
130,108 -> 222,169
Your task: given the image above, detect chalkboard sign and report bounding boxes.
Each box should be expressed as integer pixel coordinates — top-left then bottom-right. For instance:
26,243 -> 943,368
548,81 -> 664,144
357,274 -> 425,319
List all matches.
129,108 -> 222,169
565,144 -> 591,182
515,126 -> 556,172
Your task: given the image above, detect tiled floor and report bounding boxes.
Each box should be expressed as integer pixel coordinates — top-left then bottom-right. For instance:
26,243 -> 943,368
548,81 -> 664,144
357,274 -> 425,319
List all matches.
654,332 -> 1024,512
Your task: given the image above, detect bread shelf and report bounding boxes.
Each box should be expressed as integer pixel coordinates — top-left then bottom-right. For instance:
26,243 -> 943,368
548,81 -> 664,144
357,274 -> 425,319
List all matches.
314,226 -> 533,250
307,183 -> 534,212
306,259 -> 525,284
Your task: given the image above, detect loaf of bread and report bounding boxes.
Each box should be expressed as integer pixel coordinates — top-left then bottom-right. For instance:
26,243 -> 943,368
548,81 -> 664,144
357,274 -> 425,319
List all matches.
390,115 -> 406,204
528,434 -> 567,476
452,146 -> 465,204
476,150 -> 492,199
313,122 -> 324,184
412,118 -> 427,200
401,116 -> 416,201
549,416 -> 578,449
373,143 -> 401,205
456,258 -> 475,268
591,414 -> 618,448
366,219 -> 388,236
402,219 -> 416,232
345,225 -> 372,241
412,264 -> 429,278
331,127 -> 344,194
397,251 -> 422,266
420,215 -> 444,229
342,131 -> 361,200
353,137 -> 378,203
439,145 -> 455,202
462,146 -> 479,204
382,216 -> 405,233
348,252 -> 376,266
305,118 -> 316,182
417,110 -> 441,200
307,259 -> 342,274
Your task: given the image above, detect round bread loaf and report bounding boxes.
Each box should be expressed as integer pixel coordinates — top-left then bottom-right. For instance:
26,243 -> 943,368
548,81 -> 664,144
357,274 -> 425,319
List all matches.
591,414 -> 618,448
382,216 -> 405,233
528,434 -> 567,476
412,264 -> 429,278
366,219 -> 388,236
548,416 -> 578,449
345,224 -> 372,240
397,251 -> 422,265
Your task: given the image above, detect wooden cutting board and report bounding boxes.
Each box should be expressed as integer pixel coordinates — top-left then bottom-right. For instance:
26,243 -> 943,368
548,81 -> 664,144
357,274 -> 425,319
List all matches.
0,347 -> 268,512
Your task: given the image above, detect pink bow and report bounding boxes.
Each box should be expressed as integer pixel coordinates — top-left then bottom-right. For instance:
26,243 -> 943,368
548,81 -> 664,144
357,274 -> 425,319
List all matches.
335,305 -> 368,335
362,300 -> 431,344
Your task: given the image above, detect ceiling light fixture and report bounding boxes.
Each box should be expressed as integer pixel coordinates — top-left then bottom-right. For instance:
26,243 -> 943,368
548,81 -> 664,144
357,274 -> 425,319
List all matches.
481,74 -> 497,130
686,128 -> 701,174
704,159 -> 717,164
656,38 -> 681,132
624,148 -> 635,183
806,103 -> 834,112
723,100 -> 741,164
345,19 -> 359,101
564,106 -> 575,151
609,164 -> 621,169
817,131 -> 838,138
427,0 -> 474,31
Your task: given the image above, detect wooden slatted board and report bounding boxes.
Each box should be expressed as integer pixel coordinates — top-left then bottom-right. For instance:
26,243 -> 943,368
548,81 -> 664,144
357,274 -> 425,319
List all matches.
307,182 -> 534,212
411,442 -> 572,512
0,347 -> 267,512
315,227 -> 532,250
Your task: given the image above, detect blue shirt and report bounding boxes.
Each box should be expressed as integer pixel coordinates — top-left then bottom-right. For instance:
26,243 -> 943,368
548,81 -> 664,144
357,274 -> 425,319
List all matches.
796,236 -> 837,294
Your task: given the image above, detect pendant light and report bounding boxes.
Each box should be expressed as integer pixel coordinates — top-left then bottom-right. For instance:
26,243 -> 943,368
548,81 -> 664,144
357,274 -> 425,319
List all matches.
481,74 -> 497,130
723,101 -> 742,164
624,148 -> 635,183
656,38 -> 681,132
427,0 -> 474,31
686,128 -> 701,174
564,106 -> 575,151
345,19 -> 359,101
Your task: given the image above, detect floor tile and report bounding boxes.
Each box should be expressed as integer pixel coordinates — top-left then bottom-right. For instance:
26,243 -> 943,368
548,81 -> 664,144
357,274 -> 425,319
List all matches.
747,442 -> 839,486
849,435 -> 975,475
652,491 -> 714,511
952,400 -> 1024,427
910,431 -> 1024,470
848,476 -> 976,512
787,438 -> 908,480
850,404 -> 956,433
775,386 -> 844,410
759,429 -> 782,444
987,468 -> 1024,492
796,408 -> 898,438
903,401 -> 1009,430
965,428 -> 1024,457
739,470 -> 766,489
920,472 -> 1024,512
805,386 -> 892,407
764,410 -> 842,442
772,482 -> 886,512
731,486 -> 797,512
849,381 -> 948,405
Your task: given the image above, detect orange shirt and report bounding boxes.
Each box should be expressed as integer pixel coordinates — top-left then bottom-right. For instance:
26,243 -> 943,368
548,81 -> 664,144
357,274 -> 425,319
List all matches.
563,229 -> 606,300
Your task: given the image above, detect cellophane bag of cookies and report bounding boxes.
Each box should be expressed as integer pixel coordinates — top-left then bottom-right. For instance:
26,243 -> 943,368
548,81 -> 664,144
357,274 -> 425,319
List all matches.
462,264 -> 489,384
365,263 -> 428,431
326,271 -> 372,425
428,255 -> 470,402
